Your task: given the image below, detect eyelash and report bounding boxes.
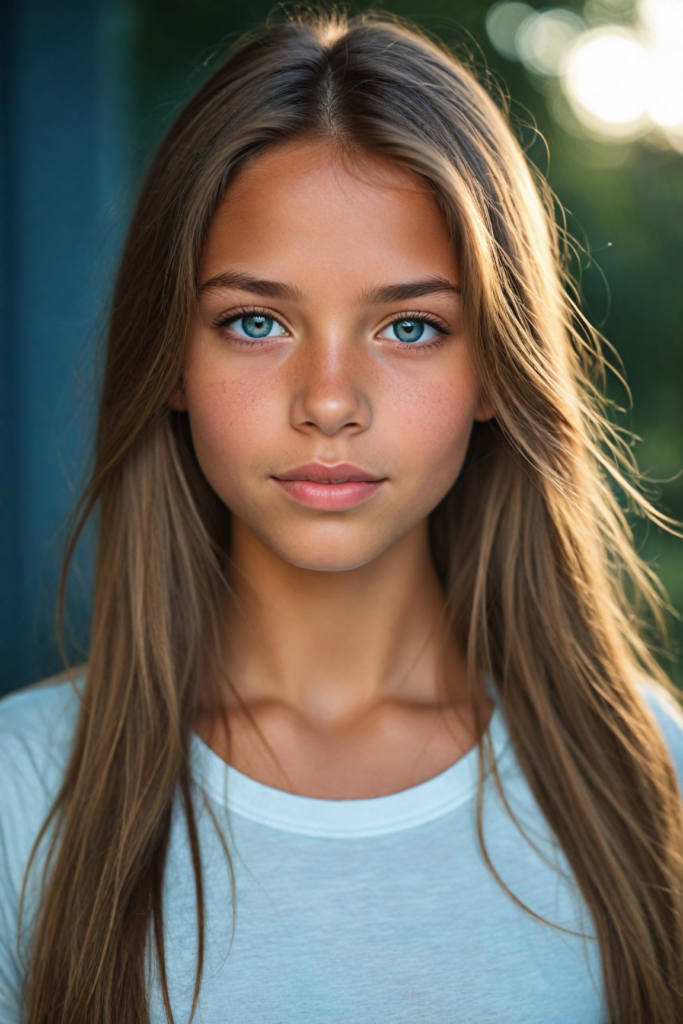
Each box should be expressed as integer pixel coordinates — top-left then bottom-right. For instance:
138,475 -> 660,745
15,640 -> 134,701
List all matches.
212,306 -> 451,351
212,305 -> 286,347
382,311 -> 451,352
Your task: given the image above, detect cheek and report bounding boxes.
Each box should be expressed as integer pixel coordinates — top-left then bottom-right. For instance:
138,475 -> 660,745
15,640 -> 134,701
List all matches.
185,367 -> 280,485
381,365 -> 480,484
182,339 -> 480,526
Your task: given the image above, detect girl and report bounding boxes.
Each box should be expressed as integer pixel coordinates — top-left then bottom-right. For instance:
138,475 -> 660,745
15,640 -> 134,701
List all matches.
1,11 -> 682,1024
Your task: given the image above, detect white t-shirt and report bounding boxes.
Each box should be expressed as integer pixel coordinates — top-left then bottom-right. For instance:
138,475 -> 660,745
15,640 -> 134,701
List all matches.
1,678 -> 683,1023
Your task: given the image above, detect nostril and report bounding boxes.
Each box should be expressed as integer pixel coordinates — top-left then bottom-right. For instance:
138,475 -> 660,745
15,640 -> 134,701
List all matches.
291,388 -> 372,436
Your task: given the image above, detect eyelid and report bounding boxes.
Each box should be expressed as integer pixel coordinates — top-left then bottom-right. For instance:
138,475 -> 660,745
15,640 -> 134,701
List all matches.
212,304 -> 292,333
376,310 -> 451,336
210,306 -> 451,343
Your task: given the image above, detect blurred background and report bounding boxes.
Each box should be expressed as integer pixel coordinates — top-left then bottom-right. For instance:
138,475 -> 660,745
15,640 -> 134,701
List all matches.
1,0 -> 681,697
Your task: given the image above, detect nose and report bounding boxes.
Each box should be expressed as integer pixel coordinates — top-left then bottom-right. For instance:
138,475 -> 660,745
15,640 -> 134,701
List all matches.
289,336 -> 371,437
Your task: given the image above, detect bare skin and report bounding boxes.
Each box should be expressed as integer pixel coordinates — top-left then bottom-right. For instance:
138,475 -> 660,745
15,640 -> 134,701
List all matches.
172,141 -> 493,798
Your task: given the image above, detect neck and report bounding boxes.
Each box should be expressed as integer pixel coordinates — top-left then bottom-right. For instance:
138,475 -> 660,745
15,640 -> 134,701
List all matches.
218,516 -> 467,725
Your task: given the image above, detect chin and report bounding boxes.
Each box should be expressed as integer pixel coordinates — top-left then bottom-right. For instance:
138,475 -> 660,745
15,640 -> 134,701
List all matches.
268,525 -> 398,573
289,553 -> 378,572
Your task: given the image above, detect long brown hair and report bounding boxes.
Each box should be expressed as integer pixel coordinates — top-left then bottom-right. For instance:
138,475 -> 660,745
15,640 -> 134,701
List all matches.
24,10 -> 683,1024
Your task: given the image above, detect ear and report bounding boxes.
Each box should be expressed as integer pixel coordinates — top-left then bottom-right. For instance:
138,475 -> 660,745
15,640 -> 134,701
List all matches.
474,388 -> 495,423
166,379 -> 188,412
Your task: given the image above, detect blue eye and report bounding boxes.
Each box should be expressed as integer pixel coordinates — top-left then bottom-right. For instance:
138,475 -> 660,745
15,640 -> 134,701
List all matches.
228,314 -> 287,339
383,318 -> 439,344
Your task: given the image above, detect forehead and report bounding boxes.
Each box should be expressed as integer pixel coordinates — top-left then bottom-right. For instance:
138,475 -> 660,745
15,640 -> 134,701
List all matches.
199,142 -> 457,289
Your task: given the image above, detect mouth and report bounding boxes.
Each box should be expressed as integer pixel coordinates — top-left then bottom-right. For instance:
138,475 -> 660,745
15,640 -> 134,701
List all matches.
272,462 -> 387,511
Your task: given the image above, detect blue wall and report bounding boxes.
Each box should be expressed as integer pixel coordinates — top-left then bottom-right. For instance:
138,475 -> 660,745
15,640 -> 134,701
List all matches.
0,0 -> 131,694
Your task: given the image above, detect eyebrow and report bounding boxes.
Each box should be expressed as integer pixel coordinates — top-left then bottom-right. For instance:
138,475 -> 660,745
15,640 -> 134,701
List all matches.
198,270 -> 460,305
361,277 -> 461,304
198,271 -> 303,301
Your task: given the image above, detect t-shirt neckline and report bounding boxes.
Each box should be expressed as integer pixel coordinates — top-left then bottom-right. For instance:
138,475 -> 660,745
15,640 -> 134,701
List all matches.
190,704 -> 510,839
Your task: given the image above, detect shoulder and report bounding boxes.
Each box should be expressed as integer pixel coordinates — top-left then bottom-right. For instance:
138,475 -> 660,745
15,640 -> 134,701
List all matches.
0,675 -> 83,1015
639,679 -> 683,784
0,673 -> 82,775
0,674 -> 82,853
0,671 -> 83,733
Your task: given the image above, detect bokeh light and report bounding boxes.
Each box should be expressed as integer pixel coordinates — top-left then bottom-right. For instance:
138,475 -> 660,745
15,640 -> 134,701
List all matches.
517,9 -> 585,76
486,2 -> 535,59
487,0 -> 683,151
565,29 -> 650,135
647,54 -> 683,127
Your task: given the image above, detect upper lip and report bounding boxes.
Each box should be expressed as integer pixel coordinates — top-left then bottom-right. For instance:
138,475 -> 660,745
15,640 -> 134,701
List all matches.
273,463 -> 385,483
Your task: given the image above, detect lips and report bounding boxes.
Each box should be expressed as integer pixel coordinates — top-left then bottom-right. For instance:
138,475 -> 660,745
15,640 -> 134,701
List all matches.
272,462 -> 386,510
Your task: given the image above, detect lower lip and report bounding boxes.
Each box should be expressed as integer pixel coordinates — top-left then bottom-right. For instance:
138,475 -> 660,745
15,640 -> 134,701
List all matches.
273,479 -> 385,510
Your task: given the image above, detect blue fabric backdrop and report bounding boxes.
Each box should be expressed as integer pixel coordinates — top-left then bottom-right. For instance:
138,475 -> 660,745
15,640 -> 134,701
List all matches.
0,0 -> 131,694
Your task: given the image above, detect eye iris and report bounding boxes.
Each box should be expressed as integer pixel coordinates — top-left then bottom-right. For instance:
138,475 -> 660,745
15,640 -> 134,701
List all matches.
394,319 -> 424,343
242,314 -> 273,338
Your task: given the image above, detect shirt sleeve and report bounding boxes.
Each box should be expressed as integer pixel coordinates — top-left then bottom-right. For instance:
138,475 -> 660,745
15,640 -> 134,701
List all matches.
641,681 -> 683,787
0,732 -> 46,1024
0,684 -> 78,1024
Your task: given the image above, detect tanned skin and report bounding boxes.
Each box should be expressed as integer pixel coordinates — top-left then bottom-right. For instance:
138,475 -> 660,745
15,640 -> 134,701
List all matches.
172,142 -> 493,798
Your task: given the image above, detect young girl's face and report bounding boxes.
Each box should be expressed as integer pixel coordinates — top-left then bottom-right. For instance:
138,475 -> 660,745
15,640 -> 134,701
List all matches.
177,142 -> 489,571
